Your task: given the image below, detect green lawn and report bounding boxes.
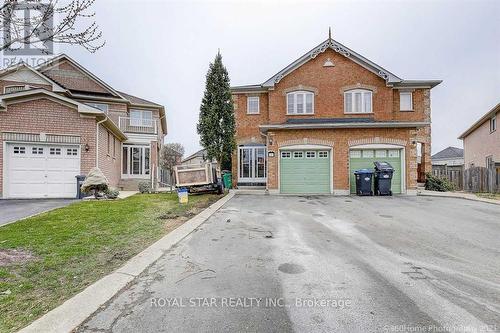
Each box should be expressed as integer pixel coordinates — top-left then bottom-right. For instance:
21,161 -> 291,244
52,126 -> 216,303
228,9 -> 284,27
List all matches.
0,193 -> 223,333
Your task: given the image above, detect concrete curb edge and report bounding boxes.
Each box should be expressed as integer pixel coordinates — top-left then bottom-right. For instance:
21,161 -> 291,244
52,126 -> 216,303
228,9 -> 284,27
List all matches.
417,190 -> 500,206
18,191 -> 235,333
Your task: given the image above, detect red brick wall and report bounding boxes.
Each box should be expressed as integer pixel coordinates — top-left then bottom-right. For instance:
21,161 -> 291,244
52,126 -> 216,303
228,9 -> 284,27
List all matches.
41,60 -> 110,94
97,124 -> 122,188
266,128 -> 417,192
231,47 -> 432,192
0,98 -> 97,196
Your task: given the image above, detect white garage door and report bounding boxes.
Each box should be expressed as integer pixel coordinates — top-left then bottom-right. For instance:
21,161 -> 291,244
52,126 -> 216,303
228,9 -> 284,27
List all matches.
5,143 -> 80,198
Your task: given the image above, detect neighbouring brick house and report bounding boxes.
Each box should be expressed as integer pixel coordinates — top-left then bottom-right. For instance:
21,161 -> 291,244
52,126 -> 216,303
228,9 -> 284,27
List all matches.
0,54 -> 166,198
459,103 -> 500,192
231,36 -> 441,195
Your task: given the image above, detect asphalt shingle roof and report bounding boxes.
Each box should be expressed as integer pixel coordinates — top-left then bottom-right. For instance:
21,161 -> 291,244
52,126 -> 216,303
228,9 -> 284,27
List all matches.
431,146 -> 464,160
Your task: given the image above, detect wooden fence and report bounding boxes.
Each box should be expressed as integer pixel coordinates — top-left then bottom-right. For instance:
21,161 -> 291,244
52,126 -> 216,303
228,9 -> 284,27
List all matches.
432,165 -> 464,190
463,166 -> 500,193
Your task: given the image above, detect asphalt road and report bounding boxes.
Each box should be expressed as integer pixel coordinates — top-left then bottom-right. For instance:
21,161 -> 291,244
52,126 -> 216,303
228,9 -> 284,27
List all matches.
0,199 -> 74,226
78,195 -> 500,333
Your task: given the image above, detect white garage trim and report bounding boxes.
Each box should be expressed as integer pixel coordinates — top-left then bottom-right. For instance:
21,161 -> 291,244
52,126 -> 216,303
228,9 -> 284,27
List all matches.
3,141 -> 81,199
278,144 -> 333,194
348,143 -> 406,194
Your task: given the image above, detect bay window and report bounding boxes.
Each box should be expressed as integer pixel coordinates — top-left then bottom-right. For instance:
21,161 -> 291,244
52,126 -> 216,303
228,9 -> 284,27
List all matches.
344,89 -> 372,114
286,91 -> 314,115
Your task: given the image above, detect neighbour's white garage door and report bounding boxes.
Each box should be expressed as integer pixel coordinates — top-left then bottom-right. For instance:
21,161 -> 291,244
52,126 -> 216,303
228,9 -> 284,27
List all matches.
5,143 -> 80,198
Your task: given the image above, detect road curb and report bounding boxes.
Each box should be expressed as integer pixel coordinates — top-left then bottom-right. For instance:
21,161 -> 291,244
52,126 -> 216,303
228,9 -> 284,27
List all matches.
417,190 -> 500,206
18,192 -> 235,333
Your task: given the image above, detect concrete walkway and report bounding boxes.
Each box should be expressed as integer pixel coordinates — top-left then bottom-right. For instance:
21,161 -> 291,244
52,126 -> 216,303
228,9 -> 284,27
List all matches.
418,189 -> 500,205
117,191 -> 139,199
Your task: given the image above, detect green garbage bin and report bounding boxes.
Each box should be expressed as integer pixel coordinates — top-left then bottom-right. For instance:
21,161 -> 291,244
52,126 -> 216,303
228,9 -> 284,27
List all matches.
222,172 -> 232,189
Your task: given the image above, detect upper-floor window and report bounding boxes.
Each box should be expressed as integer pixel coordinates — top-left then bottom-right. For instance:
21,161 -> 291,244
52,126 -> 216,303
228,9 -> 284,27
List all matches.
344,89 -> 372,114
130,109 -> 153,127
287,91 -> 314,115
4,85 -> 27,94
85,102 -> 109,114
247,96 -> 260,114
490,115 -> 497,133
400,92 -> 413,111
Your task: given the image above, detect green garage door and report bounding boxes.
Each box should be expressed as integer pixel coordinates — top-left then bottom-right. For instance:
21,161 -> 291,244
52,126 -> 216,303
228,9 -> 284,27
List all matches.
349,149 -> 403,194
280,150 -> 331,194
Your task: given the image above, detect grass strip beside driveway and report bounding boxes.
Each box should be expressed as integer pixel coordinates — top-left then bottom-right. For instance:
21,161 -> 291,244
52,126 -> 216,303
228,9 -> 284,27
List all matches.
0,193 -> 222,333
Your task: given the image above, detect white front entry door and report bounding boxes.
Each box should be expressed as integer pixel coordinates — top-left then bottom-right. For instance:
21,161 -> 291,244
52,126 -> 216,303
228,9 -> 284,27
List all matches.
238,146 -> 267,183
5,143 -> 81,198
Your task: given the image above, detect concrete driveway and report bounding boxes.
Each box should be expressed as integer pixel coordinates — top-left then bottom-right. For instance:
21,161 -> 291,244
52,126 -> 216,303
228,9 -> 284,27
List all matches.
0,199 -> 75,226
78,195 -> 500,333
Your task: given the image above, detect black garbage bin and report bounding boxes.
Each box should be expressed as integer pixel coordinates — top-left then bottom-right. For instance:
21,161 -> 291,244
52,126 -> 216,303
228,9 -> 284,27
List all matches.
75,175 -> 86,199
373,162 -> 394,196
354,169 -> 374,196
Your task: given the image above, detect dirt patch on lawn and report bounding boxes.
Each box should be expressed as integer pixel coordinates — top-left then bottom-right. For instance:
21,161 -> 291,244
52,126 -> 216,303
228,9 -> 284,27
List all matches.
0,249 -> 36,266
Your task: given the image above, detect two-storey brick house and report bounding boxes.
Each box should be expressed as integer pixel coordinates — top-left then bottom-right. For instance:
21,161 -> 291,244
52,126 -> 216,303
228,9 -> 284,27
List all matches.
231,37 -> 441,195
0,54 -> 166,198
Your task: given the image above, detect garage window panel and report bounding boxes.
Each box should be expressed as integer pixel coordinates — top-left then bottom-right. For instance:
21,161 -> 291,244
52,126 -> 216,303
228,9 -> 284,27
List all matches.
293,151 -> 304,158
32,147 -> 44,155
375,150 -> 387,158
388,150 -> 400,158
306,151 -> 316,158
350,150 -> 362,158
14,146 -> 26,154
362,150 -> 374,158
281,151 -> 291,159
50,148 -> 62,155
67,148 -> 78,156
318,151 -> 329,158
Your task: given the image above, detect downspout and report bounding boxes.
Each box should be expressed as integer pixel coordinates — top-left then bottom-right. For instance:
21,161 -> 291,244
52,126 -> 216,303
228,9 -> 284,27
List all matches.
96,115 -> 108,168
260,130 -> 269,194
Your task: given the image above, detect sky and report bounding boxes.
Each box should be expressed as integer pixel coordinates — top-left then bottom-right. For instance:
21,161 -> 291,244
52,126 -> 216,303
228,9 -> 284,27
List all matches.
58,0 -> 499,156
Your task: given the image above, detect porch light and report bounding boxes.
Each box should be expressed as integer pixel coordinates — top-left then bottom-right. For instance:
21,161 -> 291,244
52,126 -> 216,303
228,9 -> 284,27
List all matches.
84,143 -> 90,152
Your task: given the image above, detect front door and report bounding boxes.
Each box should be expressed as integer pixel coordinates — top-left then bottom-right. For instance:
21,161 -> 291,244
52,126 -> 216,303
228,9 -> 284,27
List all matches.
238,146 -> 267,183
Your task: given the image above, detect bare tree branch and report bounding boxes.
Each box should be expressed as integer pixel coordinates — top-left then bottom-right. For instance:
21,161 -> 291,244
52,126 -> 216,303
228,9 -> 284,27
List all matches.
0,0 -> 104,54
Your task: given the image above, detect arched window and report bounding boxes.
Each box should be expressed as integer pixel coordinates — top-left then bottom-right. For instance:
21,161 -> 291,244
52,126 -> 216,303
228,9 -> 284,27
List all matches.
286,91 -> 314,115
344,89 -> 372,114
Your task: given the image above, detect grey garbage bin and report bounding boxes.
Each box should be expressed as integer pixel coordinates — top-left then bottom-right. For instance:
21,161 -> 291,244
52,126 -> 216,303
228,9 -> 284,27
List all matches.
76,175 -> 86,199
373,162 -> 394,196
354,169 -> 374,196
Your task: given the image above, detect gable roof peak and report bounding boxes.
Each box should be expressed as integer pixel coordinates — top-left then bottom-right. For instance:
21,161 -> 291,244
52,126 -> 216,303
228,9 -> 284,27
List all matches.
262,37 -> 402,88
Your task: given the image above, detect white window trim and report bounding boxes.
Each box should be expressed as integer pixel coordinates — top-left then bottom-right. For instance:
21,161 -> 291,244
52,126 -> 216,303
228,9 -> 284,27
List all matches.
286,91 -> 314,115
344,89 -> 373,114
281,151 -> 291,159
293,151 -> 304,158
130,109 -> 153,127
247,96 -> 260,114
490,116 -> 497,133
399,92 -> 413,111
121,144 -> 151,178
318,151 -> 329,158
4,85 -> 29,94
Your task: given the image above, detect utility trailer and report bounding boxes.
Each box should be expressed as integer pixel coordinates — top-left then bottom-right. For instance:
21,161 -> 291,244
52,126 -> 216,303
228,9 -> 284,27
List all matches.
174,162 -> 223,194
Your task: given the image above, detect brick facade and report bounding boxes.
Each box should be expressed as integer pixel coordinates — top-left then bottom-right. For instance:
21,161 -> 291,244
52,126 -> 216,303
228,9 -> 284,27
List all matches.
0,98 -> 97,196
0,56 -> 167,197
232,46 -> 434,194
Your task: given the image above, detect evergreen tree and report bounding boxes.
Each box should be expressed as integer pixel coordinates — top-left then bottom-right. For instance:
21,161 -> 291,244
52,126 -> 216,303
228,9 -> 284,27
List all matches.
197,51 -> 235,170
